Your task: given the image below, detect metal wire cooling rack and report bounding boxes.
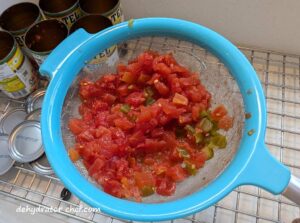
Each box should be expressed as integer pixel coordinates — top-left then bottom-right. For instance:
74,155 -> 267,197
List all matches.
0,38 -> 300,223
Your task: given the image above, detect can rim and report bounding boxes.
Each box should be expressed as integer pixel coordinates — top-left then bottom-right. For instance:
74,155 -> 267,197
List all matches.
0,134 -> 15,175
29,154 -> 54,175
0,108 -> 27,134
0,2 -> 42,34
25,88 -> 46,113
24,19 -> 69,55
39,0 -> 79,17
79,0 -> 120,17
25,108 -> 42,121
0,31 -> 17,65
8,120 -> 44,163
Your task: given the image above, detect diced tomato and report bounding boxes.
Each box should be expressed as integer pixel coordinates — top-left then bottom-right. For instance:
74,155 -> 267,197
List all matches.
120,71 -> 137,84
117,84 -> 130,97
178,113 -> 192,124
137,72 -> 151,83
88,158 -> 105,177
173,93 -> 188,105
134,171 -> 155,190
156,177 -> 176,196
68,148 -> 80,162
102,93 -> 117,104
218,115 -> 233,130
68,118 -> 87,135
211,105 -> 228,121
192,103 -> 205,121
161,101 -> 185,118
125,92 -> 145,107
154,80 -> 169,96
117,63 -> 127,73
166,164 -> 187,182
68,51 -> 233,200
114,118 -> 135,130
191,151 -> 206,168
153,63 -> 171,76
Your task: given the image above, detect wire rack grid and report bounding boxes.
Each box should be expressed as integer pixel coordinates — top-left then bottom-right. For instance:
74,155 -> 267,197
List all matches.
0,38 -> 299,223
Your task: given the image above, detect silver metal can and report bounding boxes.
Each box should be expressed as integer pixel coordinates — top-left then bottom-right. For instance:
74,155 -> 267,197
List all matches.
0,2 -> 42,48
24,20 -> 69,66
0,31 -> 39,99
70,15 -> 119,66
39,0 -> 82,28
79,0 -> 124,25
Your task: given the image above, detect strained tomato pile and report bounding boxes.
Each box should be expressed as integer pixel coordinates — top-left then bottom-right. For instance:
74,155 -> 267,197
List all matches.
68,51 -> 233,201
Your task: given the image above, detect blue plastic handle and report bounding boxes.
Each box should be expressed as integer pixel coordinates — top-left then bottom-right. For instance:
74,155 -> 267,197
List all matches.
236,143 -> 290,193
40,29 -> 93,79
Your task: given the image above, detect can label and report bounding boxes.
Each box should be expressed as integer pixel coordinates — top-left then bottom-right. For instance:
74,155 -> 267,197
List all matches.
107,4 -> 124,25
89,45 -> 119,66
86,46 -> 119,71
45,7 -> 82,28
0,46 -> 38,99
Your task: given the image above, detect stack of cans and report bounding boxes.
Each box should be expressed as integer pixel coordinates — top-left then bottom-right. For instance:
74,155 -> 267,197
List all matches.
0,0 -> 125,176
0,88 -> 54,175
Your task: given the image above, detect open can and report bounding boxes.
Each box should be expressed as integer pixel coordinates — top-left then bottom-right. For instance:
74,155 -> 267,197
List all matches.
79,0 -> 124,25
25,19 -> 69,66
70,15 -> 119,66
39,0 -> 82,28
0,2 -> 42,48
0,31 -> 38,99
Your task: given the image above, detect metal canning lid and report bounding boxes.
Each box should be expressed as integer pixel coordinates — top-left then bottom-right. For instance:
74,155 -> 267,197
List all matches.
26,108 -> 41,121
0,108 -> 27,134
24,19 -> 69,66
25,88 -> 46,113
0,134 -> 15,175
29,153 -> 54,175
8,120 -> 44,163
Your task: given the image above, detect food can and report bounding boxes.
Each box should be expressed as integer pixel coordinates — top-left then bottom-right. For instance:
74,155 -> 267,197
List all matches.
39,0 -> 82,28
0,2 -> 42,48
24,20 -> 69,66
70,15 -> 119,66
0,31 -> 38,99
8,120 -> 44,163
79,0 -> 124,25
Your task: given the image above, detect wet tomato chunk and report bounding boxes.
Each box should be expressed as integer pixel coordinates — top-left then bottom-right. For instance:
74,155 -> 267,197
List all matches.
68,51 -> 233,201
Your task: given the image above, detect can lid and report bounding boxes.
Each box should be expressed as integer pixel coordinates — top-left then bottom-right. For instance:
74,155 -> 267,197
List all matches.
25,89 -> 45,113
8,120 -> 44,163
0,108 -> 27,134
29,153 -> 54,175
0,134 -> 15,175
26,108 -> 41,121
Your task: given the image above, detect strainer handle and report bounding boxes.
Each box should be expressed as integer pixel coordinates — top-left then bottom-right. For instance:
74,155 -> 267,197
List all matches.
39,29 -> 92,80
282,175 -> 300,205
236,143 -> 291,195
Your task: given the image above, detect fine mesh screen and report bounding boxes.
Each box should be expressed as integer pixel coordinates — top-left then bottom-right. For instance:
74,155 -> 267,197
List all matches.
61,37 -> 244,202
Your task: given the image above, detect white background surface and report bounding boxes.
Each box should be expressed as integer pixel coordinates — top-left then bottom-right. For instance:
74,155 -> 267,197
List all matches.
1,0 -> 300,222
